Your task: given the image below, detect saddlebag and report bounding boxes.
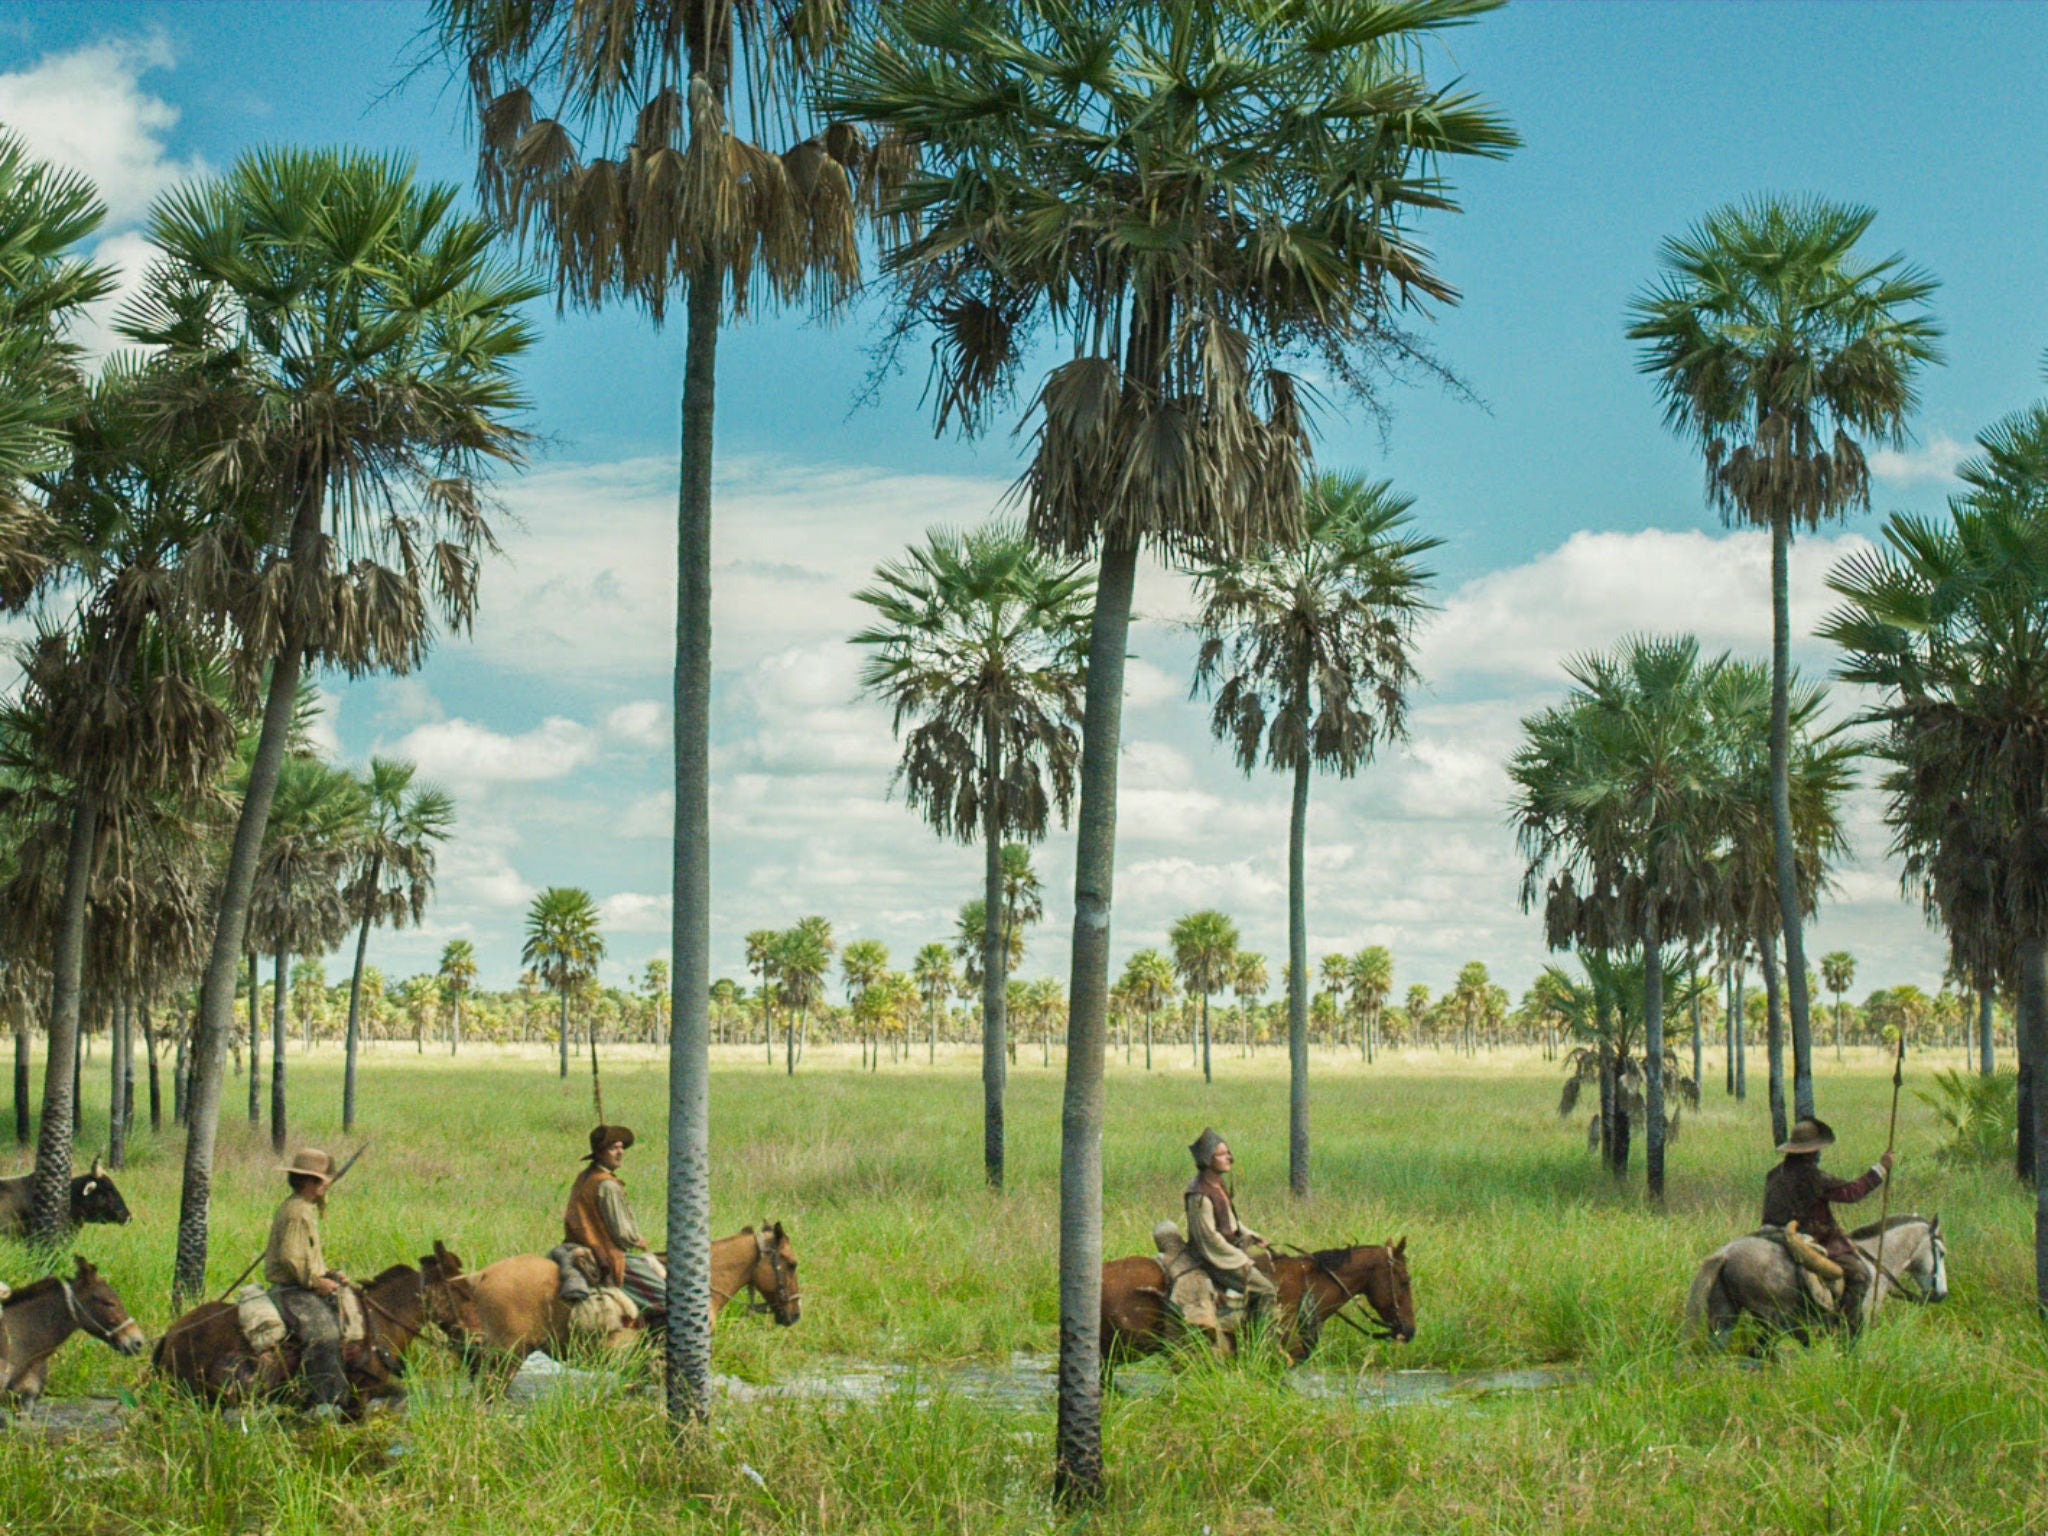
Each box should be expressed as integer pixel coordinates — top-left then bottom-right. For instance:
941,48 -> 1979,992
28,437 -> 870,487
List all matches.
235,1286 -> 289,1353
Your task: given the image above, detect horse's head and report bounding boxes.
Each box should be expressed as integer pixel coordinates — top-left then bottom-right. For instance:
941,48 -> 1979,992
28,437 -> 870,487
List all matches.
71,1158 -> 132,1227
749,1222 -> 801,1326
1364,1237 -> 1416,1343
1921,1215 -> 1949,1304
419,1241 -> 479,1340
67,1257 -> 146,1356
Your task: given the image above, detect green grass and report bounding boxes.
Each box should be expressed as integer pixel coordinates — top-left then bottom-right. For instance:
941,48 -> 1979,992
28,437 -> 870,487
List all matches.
2,1041 -> 2044,1533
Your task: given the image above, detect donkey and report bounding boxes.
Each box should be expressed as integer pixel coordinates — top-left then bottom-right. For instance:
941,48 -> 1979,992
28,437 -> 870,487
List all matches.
1686,1214 -> 1949,1349
0,1256 -> 147,1401
0,1158 -> 133,1239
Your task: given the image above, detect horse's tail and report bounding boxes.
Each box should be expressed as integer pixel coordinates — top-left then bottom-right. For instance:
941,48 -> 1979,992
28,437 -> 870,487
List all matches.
1683,1249 -> 1727,1341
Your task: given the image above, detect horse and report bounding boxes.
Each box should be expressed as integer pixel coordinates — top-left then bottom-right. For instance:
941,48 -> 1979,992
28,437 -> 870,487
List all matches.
1685,1214 -> 1949,1350
153,1262 -> 432,1412
0,1256 -> 147,1401
1100,1237 -> 1415,1368
424,1223 -> 801,1376
0,1158 -> 133,1239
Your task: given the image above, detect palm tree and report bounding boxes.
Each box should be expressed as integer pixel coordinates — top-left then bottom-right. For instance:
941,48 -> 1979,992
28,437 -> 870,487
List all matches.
832,0 -> 1514,1495
1171,910 -> 1239,1086
953,898 -> 1026,994
1119,949 -> 1173,1072
341,759 -> 454,1130
1546,952 -> 1701,1171
440,939 -> 478,1055
1820,951 -> 1856,1064
1192,473 -> 1437,1189
841,937 -> 889,1069
1822,443 -> 2048,1299
914,942 -> 955,1064
1452,962 -> 1492,1057
641,959 -> 671,1047
775,916 -> 834,1075
522,887 -> 606,1081
1630,197 -> 1940,1132
435,0 -> 872,1424
854,524 -> 1088,1186
136,147 -> 538,1303
1510,636 -> 1741,1201
1232,951 -> 1268,1057
1351,946 -> 1394,1064
745,929 -> 780,1063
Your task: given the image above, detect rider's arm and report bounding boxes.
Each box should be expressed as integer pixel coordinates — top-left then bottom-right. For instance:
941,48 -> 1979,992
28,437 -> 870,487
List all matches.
1186,1193 -> 1253,1273
1823,1164 -> 1886,1205
268,1207 -> 324,1289
595,1178 -> 648,1251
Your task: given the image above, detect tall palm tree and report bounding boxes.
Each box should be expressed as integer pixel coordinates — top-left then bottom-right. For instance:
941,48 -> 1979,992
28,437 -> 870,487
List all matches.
854,524 -> 1088,1186
1170,910 -> 1239,1086
1351,946 -> 1394,1064
744,928 -> 779,1063
1452,962 -> 1492,1056
1192,473 -> 1437,1189
1820,951 -> 1856,1064
1509,636 -> 1741,1202
134,147 -> 538,1303
1822,432 -> 2048,1299
914,942 -> 955,1064
440,939 -> 479,1055
1232,951 -> 1268,1057
1119,948 -> 1174,1072
1630,197 -> 1940,1131
522,887 -> 607,1080
841,937 -> 889,1069
341,759 -> 454,1130
774,916 -> 834,1075
832,0 -> 1513,1496
435,0 -> 872,1424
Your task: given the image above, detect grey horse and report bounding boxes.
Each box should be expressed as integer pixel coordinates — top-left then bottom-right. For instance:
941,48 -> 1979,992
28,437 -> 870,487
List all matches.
1685,1215 -> 1948,1348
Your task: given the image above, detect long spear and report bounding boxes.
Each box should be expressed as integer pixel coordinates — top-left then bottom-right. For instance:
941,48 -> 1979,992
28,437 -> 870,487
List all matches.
1866,1028 -> 1906,1324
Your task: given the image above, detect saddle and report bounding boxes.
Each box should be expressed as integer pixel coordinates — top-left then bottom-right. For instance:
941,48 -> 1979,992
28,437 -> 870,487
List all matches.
1152,1222 -> 1245,1338
549,1244 -> 638,1335
233,1285 -> 370,1354
1759,1222 -> 1845,1311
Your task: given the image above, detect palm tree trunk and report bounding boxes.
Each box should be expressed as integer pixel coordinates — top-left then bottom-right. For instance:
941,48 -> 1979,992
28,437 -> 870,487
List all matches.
29,793 -> 100,1246
452,996 -> 462,1057
173,1020 -> 188,1126
982,723 -> 1008,1191
1734,962 -> 1748,1101
1287,752 -> 1311,1196
1768,512 -> 1817,1121
1644,919 -> 1665,1204
2021,933 -> 2048,1315
175,619 -> 308,1303
1200,992 -> 1211,1084
1760,925 -> 1787,1145
1054,532 -> 1136,1507
664,255 -> 719,1425
142,1000 -> 160,1133
247,950 -> 261,1124
109,991 -> 128,1171
271,950 -> 289,1155
342,855 -> 381,1132
1143,1006 -> 1152,1070
1980,983 -> 1996,1077
558,987 -> 570,1078
13,1015 -> 28,1145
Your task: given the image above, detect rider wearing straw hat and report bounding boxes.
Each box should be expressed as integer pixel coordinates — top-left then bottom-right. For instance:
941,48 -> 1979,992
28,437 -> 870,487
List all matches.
263,1147 -> 350,1412
1762,1117 -> 1895,1319
1185,1127 -> 1278,1318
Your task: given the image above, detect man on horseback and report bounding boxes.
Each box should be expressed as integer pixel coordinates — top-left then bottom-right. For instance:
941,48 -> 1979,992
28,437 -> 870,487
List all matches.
1762,1117 -> 1895,1321
1186,1128 -> 1277,1321
564,1125 -> 666,1317
263,1147 -> 350,1415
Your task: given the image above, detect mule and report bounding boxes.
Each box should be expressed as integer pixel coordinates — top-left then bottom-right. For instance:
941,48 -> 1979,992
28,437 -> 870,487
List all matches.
1686,1214 -> 1949,1350
424,1223 -> 801,1376
1101,1237 -> 1415,1368
0,1256 -> 147,1401
0,1158 -> 133,1239
153,1262 -> 432,1412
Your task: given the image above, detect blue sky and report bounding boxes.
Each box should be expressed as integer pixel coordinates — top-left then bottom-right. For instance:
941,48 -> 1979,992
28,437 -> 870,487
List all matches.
4,2 -> 2043,1001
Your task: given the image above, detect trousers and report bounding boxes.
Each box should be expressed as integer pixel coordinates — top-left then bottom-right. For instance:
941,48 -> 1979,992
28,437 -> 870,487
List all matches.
272,1286 -> 347,1407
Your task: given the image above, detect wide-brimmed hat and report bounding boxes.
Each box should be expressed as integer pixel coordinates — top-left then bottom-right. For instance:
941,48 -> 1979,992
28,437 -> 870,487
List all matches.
1189,1127 -> 1226,1169
587,1124 -> 637,1159
1777,1117 -> 1837,1154
280,1147 -> 333,1180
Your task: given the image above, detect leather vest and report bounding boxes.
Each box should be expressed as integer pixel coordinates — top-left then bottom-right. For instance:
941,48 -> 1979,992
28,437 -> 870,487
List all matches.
1187,1172 -> 1240,1243
564,1165 -> 627,1285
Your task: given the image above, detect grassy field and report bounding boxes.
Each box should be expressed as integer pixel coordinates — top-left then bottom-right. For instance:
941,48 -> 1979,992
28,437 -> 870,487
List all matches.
2,1041 -> 2043,1534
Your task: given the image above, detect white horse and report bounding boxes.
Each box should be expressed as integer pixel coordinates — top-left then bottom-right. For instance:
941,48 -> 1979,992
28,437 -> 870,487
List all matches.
1685,1215 -> 1948,1348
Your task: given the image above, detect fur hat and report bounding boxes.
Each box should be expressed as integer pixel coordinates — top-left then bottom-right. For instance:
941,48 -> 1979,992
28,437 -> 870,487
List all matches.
1189,1127 -> 1226,1169
1777,1117 -> 1837,1155
587,1125 -> 636,1160
280,1147 -> 333,1181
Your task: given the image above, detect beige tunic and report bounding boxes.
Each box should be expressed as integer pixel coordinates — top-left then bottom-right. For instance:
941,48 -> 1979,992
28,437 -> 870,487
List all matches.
263,1194 -> 327,1289
594,1177 -> 646,1251
1186,1188 -> 1262,1277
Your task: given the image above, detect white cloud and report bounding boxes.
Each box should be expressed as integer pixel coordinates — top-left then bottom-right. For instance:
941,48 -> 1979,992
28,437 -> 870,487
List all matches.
1122,656 -> 1183,710
599,891 -> 671,932
304,688 -> 343,760
606,700 -> 667,747
1869,435 -> 1968,488
393,716 -> 598,786
0,36 -> 201,225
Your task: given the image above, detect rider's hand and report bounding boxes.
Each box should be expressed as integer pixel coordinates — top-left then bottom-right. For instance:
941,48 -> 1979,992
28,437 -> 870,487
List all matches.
1879,1151 -> 1896,1173
314,1277 -> 340,1297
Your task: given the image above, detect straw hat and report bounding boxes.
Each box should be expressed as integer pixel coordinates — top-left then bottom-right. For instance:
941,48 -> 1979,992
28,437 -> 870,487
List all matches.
279,1147 -> 334,1180
1776,1117 -> 1837,1155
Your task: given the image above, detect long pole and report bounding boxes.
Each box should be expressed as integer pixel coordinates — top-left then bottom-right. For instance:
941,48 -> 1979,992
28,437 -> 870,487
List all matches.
1867,1031 -> 1906,1324
205,1142 -> 369,1306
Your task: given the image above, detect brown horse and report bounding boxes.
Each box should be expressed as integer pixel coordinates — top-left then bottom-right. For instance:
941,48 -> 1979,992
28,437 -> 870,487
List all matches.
0,1256 -> 146,1401
153,1262 -> 432,1412
1100,1238 -> 1415,1367
424,1223 -> 801,1375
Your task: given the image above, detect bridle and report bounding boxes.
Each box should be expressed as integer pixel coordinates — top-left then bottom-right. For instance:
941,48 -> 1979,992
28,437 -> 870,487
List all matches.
1292,1246 -> 1405,1343
61,1280 -> 127,1346
711,1239 -> 797,1320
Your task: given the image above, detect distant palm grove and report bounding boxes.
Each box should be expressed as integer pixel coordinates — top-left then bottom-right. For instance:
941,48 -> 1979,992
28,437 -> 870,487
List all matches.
2,0 -> 2047,1507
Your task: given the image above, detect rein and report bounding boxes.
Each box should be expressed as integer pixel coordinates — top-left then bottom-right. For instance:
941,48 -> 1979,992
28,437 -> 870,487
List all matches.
59,1281 -> 123,1346
1284,1245 -> 1401,1343
710,1242 -> 792,1318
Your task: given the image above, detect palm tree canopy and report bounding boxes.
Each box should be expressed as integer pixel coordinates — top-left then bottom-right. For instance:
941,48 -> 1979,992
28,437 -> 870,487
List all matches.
1119,947 -> 1175,1012
248,753 -> 367,958
854,521 -> 1091,844
1170,908 -> 1239,997
773,914 -> 835,1012
1627,196 -> 1942,534
953,896 -> 1025,986
439,938 -> 480,998
1193,474 -> 1440,778
828,0 -> 1517,562
348,757 -> 456,930
521,885 -> 607,992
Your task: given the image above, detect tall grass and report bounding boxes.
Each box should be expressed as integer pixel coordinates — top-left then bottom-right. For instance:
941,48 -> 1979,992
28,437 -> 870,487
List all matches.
3,1045 -> 2042,1532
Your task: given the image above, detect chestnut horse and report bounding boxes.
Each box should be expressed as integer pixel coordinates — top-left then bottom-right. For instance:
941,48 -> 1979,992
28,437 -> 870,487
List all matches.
153,1262 -> 432,1411
0,1256 -> 147,1401
1100,1238 -> 1415,1367
424,1223 -> 801,1375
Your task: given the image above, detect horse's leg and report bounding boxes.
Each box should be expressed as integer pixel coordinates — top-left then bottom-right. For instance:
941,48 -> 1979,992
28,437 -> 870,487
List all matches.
10,1355 -> 49,1402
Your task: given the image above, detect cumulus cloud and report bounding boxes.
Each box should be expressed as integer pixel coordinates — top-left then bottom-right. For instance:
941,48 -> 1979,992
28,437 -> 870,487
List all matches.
394,716 -> 598,786
599,891 -> 671,932
606,700 -> 666,747
0,36 -> 201,224
1869,435 -> 1969,488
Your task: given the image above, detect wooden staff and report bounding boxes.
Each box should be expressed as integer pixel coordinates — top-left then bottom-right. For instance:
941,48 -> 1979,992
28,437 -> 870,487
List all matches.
209,1141 -> 370,1305
1867,1029 -> 1906,1322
